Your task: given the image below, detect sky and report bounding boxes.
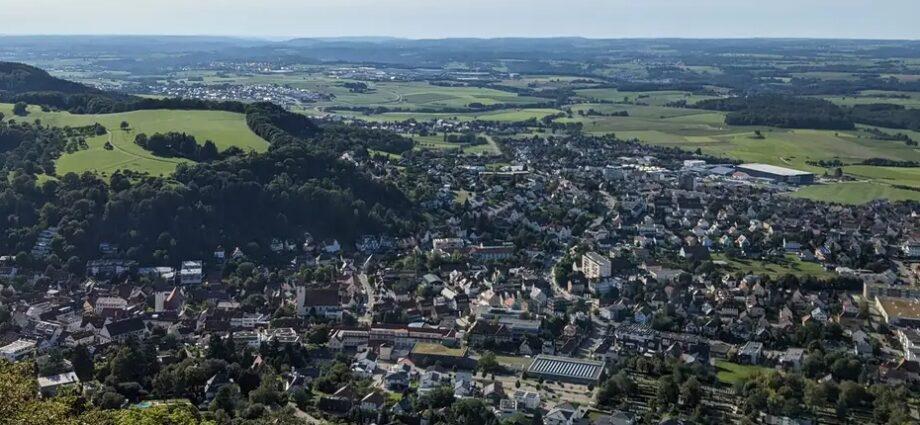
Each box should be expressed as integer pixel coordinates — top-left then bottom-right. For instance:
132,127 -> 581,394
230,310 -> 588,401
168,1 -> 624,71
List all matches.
1,0 -> 918,40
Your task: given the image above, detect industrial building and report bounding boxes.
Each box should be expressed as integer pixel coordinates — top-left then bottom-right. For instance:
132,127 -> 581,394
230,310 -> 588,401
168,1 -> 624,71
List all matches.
526,355 -> 606,385
736,163 -> 815,185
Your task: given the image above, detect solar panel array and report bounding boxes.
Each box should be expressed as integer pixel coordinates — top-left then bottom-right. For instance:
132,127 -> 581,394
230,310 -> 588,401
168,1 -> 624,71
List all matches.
527,355 -> 604,381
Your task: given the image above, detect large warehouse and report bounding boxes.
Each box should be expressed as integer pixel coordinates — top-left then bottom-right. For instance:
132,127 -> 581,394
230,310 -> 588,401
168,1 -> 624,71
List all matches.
736,163 -> 815,185
526,355 -> 606,385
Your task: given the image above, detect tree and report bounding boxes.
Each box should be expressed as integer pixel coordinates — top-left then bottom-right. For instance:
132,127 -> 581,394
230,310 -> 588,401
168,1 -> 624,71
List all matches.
12,102 -> 28,116
656,376 -> 679,408
291,387 -> 312,411
199,140 -> 219,161
95,390 -> 127,409
420,385 -> 455,409
120,121 -> 129,131
70,345 -> 94,381
249,375 -> 284,407
449,399 -> 498,425
478,351 -> 501,374
210,383 -> 241,415
680,376 -> 702,408
39,349 -> 68,376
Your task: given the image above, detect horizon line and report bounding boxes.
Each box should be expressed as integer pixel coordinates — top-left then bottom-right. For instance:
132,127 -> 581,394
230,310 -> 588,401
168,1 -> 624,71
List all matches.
0,34 -> 918,42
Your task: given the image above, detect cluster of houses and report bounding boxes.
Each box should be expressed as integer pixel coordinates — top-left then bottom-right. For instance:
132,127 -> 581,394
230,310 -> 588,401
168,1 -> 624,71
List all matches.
1,131 -> 919,423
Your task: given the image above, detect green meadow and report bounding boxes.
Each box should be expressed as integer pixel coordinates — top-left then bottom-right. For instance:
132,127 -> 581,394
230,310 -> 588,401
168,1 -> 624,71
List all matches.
1,104 -> 267,177
560,103 -> 920,203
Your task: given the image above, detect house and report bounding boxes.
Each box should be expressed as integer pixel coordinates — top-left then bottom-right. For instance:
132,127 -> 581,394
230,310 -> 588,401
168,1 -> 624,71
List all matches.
0,339 -> 37,361
512,389 -> 540,409
383,370 -> 410,392
482,381 -> 506,405
679,244 -> 711,262
544,402 -> 578,425
100,317 -> 148,343
295,287 -> 342,319
38,372 -> 80,397
360,391 -> 386,412
738,341 -> 764,365
779,348 -> 805,369
179,261 -> 203,285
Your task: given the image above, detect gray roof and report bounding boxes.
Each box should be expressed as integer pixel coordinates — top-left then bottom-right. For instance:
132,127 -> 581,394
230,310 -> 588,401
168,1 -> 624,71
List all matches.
737,163 -> 813,177
526,355 -> 605,381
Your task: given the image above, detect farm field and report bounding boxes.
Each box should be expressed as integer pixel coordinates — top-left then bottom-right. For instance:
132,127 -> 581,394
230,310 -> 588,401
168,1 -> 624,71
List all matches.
337,108 -> 561,123
181,71 -> 547,111
711,254 -> 836,280
1,104 -> 267,177
843,165 -> 920,188
790,182 -> 920,204
823,90 -> 920,109
574,88 -> 721,106
561,103 -> 920,203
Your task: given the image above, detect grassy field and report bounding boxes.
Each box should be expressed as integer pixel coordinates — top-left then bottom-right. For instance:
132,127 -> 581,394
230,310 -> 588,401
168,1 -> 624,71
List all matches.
790,182 -> 920,204
560,103 -> 920,203
715,361 -> 772,385
574,88 -> 721,106
823,90 -> 920,109
1,104 -> 267,177
843,165 -> 920,188
712,254 -> 836,280
182,71 -> 545,111
409,133 -> 501,155
338,108 -> 561,123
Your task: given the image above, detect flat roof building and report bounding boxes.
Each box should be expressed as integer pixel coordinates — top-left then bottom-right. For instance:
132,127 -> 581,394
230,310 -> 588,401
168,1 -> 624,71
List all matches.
737,163 -> 815,185
876,296 -> 920,327
526,354 -> 606,385
0,339 -> 37,362
582,252 -> 612,279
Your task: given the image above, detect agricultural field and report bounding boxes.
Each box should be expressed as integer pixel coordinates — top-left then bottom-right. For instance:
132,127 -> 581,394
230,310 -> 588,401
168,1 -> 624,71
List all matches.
1,104 -> 267,177
560,102 -> 920,203
344,108 -> 561,123
790,182 -> 920,204
823,90 -> 920,109
574,88 -> 721,106
179,71 -> 547,111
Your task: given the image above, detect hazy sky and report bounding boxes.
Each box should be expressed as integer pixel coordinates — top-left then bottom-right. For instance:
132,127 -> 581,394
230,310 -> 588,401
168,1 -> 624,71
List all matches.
1,0 -> 918,40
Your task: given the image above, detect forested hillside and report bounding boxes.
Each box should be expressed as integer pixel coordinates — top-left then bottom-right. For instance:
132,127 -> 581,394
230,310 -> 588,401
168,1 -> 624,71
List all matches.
694,95 -> 856,130
0,63 -> 417,266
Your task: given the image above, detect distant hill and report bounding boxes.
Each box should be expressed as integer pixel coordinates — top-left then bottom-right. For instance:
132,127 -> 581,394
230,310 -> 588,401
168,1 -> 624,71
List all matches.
0,61 -> 102,95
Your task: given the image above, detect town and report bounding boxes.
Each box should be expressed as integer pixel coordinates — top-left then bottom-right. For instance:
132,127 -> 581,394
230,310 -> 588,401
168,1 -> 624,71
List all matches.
1,16 -> 920,425
2,119 -> 919,424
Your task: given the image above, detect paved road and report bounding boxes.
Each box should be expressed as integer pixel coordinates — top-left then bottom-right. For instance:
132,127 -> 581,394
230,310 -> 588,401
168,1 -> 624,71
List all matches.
359,273 -> 375,324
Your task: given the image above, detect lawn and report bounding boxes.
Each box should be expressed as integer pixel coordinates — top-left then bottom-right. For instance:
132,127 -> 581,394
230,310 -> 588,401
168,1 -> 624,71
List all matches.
1,104 -> 267,177
711,254 -> 836,280
411,343 -> 466,357
715,361 -> 773,385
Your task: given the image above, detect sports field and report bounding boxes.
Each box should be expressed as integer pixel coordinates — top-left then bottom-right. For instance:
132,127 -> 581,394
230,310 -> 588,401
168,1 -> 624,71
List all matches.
1,104 -> 267,177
